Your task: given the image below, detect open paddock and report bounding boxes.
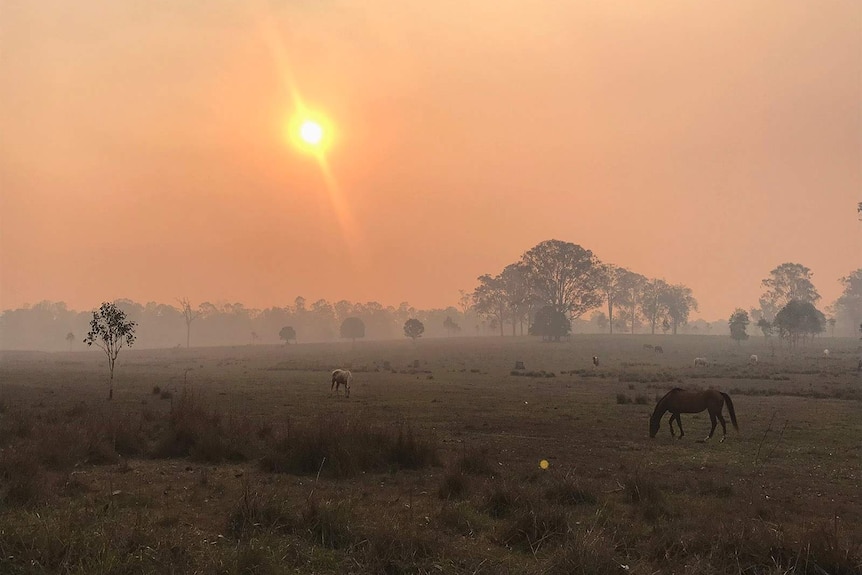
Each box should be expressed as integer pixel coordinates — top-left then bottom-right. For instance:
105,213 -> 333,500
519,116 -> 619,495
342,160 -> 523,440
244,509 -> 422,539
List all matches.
1,335 -> 860,574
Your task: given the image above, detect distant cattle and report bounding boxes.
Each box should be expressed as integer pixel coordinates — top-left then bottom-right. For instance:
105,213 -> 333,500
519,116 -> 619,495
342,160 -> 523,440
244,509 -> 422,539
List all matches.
694,357 -> 709,367
514,360 -> 526,370
592,356 -> 600,367
643,344 -> 654,350
654,345 -> 664,354
823,349 -> 830,358
749,354 -> 758,365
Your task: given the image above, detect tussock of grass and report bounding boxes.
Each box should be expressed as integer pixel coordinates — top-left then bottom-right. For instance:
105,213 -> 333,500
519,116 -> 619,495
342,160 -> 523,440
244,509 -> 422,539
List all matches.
152,389 -> 256,462
544,476 -> 597,506
260,415 -> 439,478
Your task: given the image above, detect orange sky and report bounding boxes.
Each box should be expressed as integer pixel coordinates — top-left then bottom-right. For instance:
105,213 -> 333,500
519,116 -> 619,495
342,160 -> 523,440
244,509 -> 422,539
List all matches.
1,1 -> 860,320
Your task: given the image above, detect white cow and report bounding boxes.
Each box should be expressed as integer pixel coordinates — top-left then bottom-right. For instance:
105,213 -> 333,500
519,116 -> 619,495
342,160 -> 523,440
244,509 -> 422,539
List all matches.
694,357 -> 709,367
823,349 -> 830,358
749,354 -> 758,365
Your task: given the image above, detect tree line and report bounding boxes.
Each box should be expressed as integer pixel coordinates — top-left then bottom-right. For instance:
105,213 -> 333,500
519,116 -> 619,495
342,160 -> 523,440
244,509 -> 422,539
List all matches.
1,240 -> 858,351
469,240 -> 860,343
470,239 -> 698,339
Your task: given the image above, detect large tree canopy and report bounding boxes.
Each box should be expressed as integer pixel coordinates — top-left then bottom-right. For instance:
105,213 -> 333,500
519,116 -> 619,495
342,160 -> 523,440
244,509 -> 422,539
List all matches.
520,240 -> 603,319
760,263 -> 821,320
773,300 -> 825,347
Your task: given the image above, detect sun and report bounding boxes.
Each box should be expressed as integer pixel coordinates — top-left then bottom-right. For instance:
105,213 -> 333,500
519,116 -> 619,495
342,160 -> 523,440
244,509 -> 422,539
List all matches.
299,120 -> 324,146
287,110 -> 333,155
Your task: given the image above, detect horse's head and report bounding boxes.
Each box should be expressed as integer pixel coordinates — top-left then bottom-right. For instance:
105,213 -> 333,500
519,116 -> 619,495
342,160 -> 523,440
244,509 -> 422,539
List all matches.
649,415 -> 660,438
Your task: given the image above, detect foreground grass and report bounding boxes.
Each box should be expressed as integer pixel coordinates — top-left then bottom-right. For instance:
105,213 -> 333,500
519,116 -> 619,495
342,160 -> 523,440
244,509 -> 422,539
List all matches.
1,336 -> 860,573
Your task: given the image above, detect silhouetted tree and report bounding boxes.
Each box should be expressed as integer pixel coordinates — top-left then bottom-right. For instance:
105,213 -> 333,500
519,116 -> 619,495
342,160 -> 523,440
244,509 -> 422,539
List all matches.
443,316 -> 460,336
663,284 -> 698,335
773,300 -> 825,347
596,264 -> 629,334
473,274 -> 508,336
65,331 -> 75,351
729,309 -> 750,345
590,310 -> 609,332
279,326 -> 296,344
500,262 -> 534,335
520,240 -> 603,320
640,279 -> 670,335
618,271 -> 648,334
250,331 -> 259,345
661,318 -> 671,334
833,269 -> 862,337
340,317 -> 365,343
177,297 -> 200,348
760,263 -> 821,321
529,305 -> 571,342
403,319 -> 425,341
84,302 -> 137,400
757,318 -> 773,338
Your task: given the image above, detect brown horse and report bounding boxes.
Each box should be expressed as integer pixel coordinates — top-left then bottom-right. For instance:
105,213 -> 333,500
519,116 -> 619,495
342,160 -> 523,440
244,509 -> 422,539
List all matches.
649,388 -> 738,442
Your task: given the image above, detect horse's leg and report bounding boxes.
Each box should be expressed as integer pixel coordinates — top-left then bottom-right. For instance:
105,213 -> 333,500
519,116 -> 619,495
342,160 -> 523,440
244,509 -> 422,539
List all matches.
675,414 -> 684,439
717,412 -> 727,443
706,411 -> 717,441
668,414 -> 676,437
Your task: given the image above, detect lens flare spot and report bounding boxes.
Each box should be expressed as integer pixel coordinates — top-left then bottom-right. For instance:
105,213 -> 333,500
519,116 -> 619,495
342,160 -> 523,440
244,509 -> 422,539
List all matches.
539,459 -> 549,470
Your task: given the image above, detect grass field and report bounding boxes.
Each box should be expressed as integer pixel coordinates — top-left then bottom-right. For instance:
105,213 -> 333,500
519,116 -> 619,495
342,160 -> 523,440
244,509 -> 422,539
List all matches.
1,335 -> 860,574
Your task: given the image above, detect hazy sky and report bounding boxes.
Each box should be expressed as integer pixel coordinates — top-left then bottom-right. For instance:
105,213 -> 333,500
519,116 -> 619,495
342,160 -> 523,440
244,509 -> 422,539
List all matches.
1,1 -> 860,319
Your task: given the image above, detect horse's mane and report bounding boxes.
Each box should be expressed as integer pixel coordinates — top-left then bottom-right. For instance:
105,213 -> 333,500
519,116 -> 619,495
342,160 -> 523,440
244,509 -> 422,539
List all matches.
651,388 -> 685,419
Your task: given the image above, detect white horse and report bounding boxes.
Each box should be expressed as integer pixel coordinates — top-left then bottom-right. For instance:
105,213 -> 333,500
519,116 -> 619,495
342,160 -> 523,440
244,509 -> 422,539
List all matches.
694,357 -> 709,367
749,354 -> 758,365
331,368 -> 353,397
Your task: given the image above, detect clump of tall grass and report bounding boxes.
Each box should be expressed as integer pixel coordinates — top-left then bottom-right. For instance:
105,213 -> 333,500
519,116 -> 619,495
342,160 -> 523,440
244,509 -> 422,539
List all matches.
152,389 -> 257,462
259,414 -> 439,478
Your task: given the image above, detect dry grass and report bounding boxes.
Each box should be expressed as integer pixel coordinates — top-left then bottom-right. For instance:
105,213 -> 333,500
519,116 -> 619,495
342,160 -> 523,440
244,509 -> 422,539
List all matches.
0,334 -> 860,574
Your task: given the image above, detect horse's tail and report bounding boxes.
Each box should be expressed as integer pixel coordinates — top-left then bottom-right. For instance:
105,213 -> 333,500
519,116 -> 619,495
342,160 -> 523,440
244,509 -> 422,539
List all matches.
720,392 -> 739,431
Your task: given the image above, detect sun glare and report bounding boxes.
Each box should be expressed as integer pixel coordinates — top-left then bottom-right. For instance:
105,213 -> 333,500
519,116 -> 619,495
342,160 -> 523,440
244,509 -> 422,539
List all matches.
300,120 -> 323,145
287,110 -> 333,155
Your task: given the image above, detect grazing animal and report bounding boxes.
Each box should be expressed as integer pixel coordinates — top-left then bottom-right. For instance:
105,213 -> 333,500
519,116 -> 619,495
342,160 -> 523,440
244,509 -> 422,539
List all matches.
654,345 -> 664,354
331,368 -> 353,397
823,349 -> 830,358
749,354 -> 758,365
592,356 -> 599,367
649,388 -> 738,442
694,357 -> 709,367
514,360 -> 526,370
643,344 -> 654,350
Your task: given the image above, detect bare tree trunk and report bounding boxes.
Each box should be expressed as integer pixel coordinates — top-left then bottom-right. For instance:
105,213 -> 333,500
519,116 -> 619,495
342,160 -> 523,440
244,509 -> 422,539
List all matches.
608,302 -> 614,335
